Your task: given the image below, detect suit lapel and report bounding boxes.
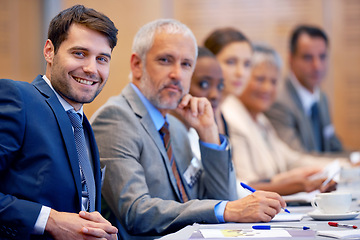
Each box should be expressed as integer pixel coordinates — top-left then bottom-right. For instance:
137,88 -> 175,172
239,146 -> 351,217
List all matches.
286,78 -> 317,146
83,116 -> 102,211
32,75 -> 83,210
121,85 -> 182,200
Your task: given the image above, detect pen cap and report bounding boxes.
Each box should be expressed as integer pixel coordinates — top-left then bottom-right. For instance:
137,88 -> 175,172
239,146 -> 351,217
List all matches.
328,222 -> 338,227
252,226 -> 271,230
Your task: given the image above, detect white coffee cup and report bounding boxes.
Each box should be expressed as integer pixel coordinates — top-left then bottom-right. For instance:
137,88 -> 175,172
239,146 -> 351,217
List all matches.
311,192 -> 352,214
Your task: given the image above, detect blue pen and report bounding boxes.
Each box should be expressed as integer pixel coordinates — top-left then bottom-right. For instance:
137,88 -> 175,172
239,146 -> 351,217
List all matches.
240,182 -> 291,214
252,225 -> 310,230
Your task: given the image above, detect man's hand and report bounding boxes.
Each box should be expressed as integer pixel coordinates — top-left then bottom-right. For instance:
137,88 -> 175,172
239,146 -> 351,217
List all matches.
45,209 -> 118,240
224,191 -> 286,223
175,94 -> 220,144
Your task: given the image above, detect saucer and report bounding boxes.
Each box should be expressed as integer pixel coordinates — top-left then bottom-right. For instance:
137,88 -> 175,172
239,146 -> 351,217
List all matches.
308,210 -> 359,221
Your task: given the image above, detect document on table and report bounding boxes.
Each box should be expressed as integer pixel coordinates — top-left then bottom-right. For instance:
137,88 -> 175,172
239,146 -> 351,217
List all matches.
271,213 -> 305,222
199,229 -> 291,238
317,229 -> 360,239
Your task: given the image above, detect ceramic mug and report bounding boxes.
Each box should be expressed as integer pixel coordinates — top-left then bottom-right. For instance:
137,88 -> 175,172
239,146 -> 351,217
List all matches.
311,192 -> 352,214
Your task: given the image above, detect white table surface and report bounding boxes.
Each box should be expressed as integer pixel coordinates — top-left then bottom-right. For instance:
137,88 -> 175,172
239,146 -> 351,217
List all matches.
159,203 -> 360,240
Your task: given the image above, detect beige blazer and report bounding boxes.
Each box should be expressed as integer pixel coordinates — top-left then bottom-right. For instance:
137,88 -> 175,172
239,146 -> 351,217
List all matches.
222,95 -> 335,184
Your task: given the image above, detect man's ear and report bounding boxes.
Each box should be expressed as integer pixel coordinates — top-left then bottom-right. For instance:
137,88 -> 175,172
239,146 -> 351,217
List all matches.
130,53 -> 143,80
44,39 -> 55,64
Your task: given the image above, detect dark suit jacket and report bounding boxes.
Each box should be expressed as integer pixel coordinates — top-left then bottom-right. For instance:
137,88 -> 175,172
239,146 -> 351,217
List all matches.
0,76 -> 101,240
91,84 -> 237,240
265,77 -> 343,153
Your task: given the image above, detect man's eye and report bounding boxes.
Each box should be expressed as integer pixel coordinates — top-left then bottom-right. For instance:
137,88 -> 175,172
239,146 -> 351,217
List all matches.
182,62 -> 192,68
159,58 -> 170,63
74,52 -> 85,57
320,54 -> 327,61
97,56 -> 109,63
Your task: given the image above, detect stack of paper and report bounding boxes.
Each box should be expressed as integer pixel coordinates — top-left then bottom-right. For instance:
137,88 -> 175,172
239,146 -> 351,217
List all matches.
317,229 -> 360,239
200,229 -> 291,238
271,213 -> 305,222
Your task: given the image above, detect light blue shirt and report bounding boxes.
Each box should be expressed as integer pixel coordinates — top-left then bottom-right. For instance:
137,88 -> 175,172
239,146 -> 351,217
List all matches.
131,83 -> 227,223
290,72 -> 320,117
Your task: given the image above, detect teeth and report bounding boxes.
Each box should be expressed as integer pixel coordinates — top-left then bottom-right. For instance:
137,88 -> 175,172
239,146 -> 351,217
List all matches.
74,77 -> 93,85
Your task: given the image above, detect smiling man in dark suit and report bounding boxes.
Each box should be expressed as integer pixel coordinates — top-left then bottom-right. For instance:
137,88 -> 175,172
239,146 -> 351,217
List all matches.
0,5 -> 118,240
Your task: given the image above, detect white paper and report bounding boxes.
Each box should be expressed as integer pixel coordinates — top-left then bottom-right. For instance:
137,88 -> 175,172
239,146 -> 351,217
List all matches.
271,213 -> 305,222
308,160 -> 341,182
157,225 -> 195,240
317,229 -> 360,239
200,229 -> 291,238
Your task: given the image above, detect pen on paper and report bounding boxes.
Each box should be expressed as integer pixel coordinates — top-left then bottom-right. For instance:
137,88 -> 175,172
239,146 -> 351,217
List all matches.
321,169 -> 340,187
240,182 -> 291,213
328,222 -> 358,229
252,225 -> 310,230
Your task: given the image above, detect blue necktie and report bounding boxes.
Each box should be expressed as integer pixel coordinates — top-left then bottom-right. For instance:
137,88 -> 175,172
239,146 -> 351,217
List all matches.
310,103 -> 324,152
67,110 -> 95,212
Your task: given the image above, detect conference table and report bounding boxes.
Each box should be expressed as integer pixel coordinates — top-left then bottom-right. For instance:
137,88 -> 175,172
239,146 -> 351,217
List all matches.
159,201 -> 360,239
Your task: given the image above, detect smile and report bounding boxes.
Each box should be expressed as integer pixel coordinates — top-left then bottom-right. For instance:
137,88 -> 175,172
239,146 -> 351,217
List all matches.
73,77 -> 96,86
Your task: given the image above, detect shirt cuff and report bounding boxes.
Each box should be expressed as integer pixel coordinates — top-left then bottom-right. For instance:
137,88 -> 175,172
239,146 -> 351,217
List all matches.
32,206 -> 51,235
214,200 -> 228,223
200,134 -> 227,150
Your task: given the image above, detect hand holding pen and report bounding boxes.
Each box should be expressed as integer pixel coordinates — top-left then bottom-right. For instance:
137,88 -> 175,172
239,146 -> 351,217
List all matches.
240,182 -> 291,214
223,184 -> 287,223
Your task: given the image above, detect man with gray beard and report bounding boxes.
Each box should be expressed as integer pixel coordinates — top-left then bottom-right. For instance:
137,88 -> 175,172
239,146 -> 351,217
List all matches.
91,19 -> 286,240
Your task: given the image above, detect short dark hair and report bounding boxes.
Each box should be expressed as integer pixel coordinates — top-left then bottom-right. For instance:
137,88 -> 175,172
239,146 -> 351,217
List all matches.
204,27 -> 251,55
290,25 -> 328,54
48,5 -> 118,53
197,46 -> 216,59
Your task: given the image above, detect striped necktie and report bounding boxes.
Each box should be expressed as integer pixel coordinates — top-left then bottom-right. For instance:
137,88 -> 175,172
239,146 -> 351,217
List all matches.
67,110 -> 96,212
160,122 -> 188,203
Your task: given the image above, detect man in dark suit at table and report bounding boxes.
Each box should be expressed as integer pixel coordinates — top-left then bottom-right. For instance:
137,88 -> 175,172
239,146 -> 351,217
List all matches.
265,25 -> 343,154
0,5 -> 118,240
91,18 -> 286,240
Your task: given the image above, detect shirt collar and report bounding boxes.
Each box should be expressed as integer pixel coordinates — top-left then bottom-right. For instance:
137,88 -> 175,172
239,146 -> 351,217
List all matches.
289,72 -> 320,116
42,75 -> 84,119
130,83 -> 166,131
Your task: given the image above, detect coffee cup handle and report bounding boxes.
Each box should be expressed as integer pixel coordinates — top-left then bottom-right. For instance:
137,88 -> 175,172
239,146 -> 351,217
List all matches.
311,197 -> 320,209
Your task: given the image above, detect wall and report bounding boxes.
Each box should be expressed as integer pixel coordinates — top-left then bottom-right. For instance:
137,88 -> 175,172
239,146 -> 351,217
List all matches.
1,0 -> 359,149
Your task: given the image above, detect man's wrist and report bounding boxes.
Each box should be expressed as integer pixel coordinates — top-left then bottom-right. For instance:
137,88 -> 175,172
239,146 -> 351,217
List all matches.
214,201 -> 228,223
200,134 -> 228,151
33,206 -> 51,235
196,124 -> 220,145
